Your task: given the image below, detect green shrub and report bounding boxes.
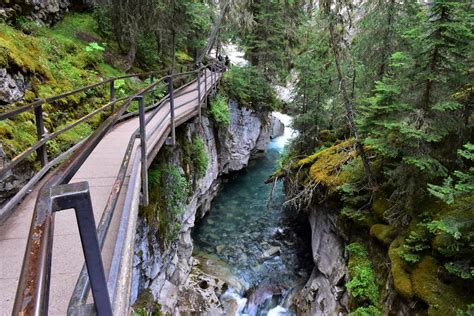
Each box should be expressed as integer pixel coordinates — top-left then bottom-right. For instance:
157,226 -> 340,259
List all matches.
192,136 -> 208,178
222,65 -> 281,112
144,163 -> 189,244
346,243 -> 380,309
348,305 -> 381,316
209,94 -> 230,126
56,121 -> 93,150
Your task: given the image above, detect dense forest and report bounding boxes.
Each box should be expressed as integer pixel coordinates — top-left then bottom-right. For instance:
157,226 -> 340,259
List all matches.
0,0 -> 472,315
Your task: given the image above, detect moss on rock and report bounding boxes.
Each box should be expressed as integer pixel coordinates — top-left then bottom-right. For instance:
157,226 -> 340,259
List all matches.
372,195 -> 390,222
411,256 -> 471,315
388,237 -> 414,299
370,224 -> 397,246
293,139 -> 356,192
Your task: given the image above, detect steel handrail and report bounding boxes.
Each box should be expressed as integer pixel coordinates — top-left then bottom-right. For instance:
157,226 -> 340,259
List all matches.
12,63 -> 223,315
0,64 -> 206,223
0,61 -> 199,120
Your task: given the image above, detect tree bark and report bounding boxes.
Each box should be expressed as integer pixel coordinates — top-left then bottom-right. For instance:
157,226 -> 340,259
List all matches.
198,0 -> 231,62
327,16 -> 376,189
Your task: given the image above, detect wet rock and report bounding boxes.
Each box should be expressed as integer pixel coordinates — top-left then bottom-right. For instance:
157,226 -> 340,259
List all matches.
220,101 -> 271,172
270,115 -> 285,139
216,245 -> 225,254
263,246 -> 281,259
0,0 -> 95,24
0,143 -> 34,206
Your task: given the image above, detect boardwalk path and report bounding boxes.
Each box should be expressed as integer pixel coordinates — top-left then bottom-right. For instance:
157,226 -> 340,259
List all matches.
0,69 -> 219,315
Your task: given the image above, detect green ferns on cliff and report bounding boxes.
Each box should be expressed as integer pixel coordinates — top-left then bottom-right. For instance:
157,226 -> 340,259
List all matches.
209,94 -> 231,127
346,243 -> 380,315
144,162 -> 189,244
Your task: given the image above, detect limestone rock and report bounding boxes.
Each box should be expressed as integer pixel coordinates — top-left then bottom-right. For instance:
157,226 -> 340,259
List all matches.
262,246 -> 280,259
294,203 -> 349,315
0,69 -> 30,104
270,114 -> 285,139
0,0 -> 93,24
219,100 -> 270,172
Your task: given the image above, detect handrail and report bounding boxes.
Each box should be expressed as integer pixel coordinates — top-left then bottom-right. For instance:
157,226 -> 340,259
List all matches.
0,63 -> 205,223
0,61 -> 199,120
12,62 -> 225,315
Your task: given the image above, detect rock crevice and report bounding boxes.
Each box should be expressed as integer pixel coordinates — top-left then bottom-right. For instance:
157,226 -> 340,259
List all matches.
294,203 -> 349,315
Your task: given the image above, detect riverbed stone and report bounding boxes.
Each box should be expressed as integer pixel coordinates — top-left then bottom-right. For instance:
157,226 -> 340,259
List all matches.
263,246 -> 281,259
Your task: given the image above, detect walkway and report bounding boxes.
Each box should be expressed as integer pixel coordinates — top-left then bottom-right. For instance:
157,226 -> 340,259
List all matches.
0,69 -> 220,315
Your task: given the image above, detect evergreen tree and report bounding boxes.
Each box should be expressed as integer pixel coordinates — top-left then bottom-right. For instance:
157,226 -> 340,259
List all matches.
359,0 -> 473,220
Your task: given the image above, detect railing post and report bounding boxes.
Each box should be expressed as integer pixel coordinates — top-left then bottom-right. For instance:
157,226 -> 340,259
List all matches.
136,96 -> 149,206
50,182 -> 113,316
196,66 -> 202,122
167,73 -> 176,145
149,74 -> 155,104
34,103 -> 48,167
204,67 -> 208,108
109,80 -> 115,113
212,66 -> 217,95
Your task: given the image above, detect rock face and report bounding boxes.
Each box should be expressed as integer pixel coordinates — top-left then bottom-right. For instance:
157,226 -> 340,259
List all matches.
0,143 -> 33,206
270,114 -> 285,139
219,100 -> 269,171
294,203 -> 349,315
0,0 -> 93,24
0,69 -> 31,104
132,103 -> 273,314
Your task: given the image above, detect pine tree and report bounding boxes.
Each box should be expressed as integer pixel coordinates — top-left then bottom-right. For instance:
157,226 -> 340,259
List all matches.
290,16 -> 341,153
359,0 -> 473,220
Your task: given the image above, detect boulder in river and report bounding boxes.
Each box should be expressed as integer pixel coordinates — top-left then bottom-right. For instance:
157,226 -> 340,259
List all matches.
263,246 -> 281,259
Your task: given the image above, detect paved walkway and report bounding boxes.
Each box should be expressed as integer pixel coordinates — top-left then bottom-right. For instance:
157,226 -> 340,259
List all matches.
0,70 -> 219,315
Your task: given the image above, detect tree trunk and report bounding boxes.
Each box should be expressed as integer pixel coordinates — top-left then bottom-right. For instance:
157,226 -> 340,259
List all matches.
125,42 -> 136,71
199,0 -> 230,62
327,17 -> 376,189
172,29 -> 176,71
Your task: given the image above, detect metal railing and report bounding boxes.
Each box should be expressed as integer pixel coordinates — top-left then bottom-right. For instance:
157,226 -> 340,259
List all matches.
0,61 -> 220,224
7,62 -> 226,315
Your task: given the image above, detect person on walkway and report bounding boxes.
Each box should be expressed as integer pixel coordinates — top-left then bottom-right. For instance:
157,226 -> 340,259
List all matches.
225,55 -> 230,67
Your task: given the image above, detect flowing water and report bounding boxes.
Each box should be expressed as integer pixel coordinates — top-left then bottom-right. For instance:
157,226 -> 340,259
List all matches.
192,114 -> 313,315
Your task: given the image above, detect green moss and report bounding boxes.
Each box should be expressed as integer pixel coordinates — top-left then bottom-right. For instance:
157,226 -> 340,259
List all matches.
370,224 -> 397,246
141,162 -> 189,245
411,256 -> 472,315
348,305 -> 381,316
294,139 -> 356,192
346,243 -> 381,310
56,121 -> 93,151
191,136 -> 209,179
133,289 -> 163,316
0,12 -> 148,170
209,94 -> 230,127
372,195 -> 390,221
388,237 -> 414,299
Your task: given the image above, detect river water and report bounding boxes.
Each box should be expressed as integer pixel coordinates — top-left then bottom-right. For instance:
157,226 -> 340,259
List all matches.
192,114 -> 313,315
